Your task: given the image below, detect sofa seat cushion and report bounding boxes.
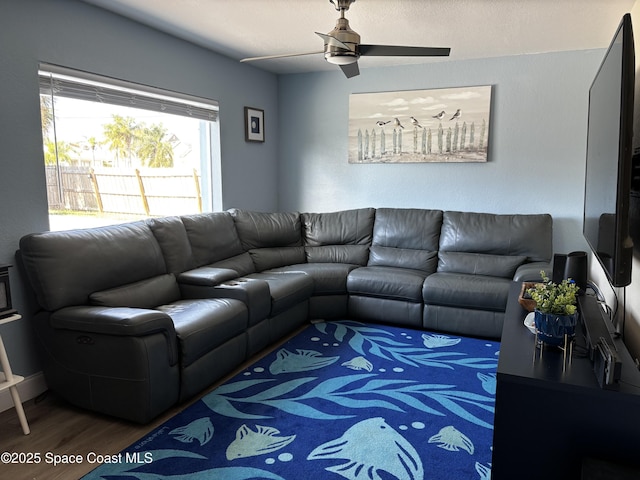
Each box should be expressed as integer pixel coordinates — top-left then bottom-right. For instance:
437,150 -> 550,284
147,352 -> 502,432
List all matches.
423,272 -> 512,312
438,252 -> 527,278
157,298 -> 247,367
245,272 -> 314,316
347,266 -> 428,303
269,263 -> 359,295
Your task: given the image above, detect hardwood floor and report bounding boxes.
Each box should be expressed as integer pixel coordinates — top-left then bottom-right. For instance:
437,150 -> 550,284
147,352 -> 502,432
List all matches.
0,327 -> 301,480
0,391 -> 172,480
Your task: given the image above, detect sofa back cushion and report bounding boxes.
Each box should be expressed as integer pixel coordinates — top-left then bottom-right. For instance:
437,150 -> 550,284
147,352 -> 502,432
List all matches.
208,253 -> 256,276
248,247 -> 307,271
439,211 -> 553,263
231,210 -> 305,270
90,273 -> 181,308
232,210 -> 302,249
368,208 -> 443,273
368,246 -> 438,272
20,222 -> 167,311
302,208 -> 375,265
305,245 -> 369,265
181,212 -> 245,267
148,216 -> 194,273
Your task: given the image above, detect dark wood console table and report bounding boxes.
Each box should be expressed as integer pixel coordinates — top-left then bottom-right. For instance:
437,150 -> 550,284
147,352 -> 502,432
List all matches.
492,282 -> 640,479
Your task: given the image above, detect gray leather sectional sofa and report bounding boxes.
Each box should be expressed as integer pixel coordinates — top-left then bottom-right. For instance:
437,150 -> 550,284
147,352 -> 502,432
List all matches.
19,207 -> 552,423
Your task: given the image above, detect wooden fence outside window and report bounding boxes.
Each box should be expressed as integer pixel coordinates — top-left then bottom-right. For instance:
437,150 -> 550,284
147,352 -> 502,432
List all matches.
45,166 -> 203,217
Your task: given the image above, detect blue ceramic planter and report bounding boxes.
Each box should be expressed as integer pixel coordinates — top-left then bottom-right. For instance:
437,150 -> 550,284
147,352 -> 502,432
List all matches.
534,309 -> 578,346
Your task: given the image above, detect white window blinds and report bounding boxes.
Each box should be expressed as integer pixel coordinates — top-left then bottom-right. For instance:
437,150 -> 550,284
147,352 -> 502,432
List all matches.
38,64 -> 218,122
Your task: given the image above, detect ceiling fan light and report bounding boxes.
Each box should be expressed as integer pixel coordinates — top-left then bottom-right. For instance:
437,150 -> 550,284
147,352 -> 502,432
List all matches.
324,53 -> 358,65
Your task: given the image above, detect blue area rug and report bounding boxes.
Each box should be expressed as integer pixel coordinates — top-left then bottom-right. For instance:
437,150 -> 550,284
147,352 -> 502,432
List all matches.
83,321 -> 498,480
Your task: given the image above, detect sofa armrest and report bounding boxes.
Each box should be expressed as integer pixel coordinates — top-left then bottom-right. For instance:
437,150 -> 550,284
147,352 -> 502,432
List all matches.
180,278 -> 271,326
51,306 -> 178,364
513,262 -> 551,283
51,305 -> 175,335
177,267 -> 240,286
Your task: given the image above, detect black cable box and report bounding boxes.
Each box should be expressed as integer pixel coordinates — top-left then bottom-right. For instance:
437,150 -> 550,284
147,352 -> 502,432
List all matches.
577,295 -> 622,389
594,337 -> 622,390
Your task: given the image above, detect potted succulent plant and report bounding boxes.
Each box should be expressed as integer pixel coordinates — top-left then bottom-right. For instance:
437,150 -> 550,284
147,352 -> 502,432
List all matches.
527,271 -> 580,346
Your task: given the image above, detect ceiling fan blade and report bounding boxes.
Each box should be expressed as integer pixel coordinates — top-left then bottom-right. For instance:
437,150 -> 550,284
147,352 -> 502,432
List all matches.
240,51 -> 323,63
359,45 -> 451,57
315,32 -> 352,50
339,62 -> 360,78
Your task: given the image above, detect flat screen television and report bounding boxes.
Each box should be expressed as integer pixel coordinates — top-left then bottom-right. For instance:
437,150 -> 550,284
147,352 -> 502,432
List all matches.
583,13 -> 635,288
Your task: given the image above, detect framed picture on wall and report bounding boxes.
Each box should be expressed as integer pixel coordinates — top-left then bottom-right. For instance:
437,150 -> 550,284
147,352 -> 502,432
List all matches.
349,85 -> 492,163
244,107 -> 265,142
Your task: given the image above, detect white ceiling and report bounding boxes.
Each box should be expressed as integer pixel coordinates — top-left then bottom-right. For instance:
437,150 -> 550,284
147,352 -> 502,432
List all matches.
81,0 -> 637,75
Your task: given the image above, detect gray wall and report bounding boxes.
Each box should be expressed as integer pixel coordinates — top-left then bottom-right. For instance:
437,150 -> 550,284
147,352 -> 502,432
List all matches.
0,0 -> 279,376
277,52 -> 602,256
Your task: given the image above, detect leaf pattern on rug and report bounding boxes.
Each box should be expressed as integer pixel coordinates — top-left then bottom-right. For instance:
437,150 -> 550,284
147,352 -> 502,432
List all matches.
316,321 -> 498,370
203,373 -> 495,428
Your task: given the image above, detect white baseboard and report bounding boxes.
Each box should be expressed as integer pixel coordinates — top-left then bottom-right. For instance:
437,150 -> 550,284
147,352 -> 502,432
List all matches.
0,372 -> 48,413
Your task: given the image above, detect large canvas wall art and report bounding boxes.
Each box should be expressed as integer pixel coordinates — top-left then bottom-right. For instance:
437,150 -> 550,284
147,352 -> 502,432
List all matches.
349,85 -> 492,163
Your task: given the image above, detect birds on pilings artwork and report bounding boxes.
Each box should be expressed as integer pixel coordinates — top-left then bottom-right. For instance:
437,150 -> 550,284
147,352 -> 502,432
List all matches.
349,85 -> 492,163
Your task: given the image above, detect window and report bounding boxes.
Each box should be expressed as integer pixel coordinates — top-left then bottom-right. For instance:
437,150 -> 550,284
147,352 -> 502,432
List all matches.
39,64 -> 221,231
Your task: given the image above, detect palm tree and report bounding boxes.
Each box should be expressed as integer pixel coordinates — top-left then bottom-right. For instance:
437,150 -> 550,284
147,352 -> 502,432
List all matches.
135,123 -> 176,168
40,94 -> 53,141
103,115 -> 138,167
84,136 -> 99,166
44,140 -> 77,165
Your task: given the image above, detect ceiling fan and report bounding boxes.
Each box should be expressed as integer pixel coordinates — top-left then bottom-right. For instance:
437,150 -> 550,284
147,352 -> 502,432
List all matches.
240,0 -> 451,78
